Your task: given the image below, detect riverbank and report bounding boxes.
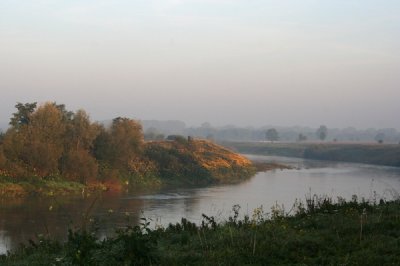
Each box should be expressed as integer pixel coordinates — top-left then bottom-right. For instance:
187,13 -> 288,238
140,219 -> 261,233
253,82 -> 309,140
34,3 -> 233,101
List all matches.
222,141 -> 400,167
0,140 -> 257,197
0,177 -> 108,197
2,197 -> 399,265
1,104 -> 257,198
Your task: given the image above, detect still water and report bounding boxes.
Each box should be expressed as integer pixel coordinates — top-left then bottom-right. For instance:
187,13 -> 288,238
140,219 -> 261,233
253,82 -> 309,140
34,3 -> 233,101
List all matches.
1,155 -> 400,254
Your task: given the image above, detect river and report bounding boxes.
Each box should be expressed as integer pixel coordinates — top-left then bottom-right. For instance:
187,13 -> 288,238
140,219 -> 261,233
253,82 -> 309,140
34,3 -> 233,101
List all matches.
1,154 -> 400,254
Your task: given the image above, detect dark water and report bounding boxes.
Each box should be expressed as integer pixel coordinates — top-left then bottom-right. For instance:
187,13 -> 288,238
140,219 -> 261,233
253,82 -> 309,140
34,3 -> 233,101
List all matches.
1,154 -> 400,254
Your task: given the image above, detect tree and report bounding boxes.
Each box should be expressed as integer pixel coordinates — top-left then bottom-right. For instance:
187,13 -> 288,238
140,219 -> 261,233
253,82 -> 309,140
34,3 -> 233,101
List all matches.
298,133 -> 307,142
0,145 -> 6,168
266,128 -> 279,142
61,148 -> 98,184
53,103 -> 74,121
61,109 -> 100,183
64,109 -> 100,151
24,103 -> 66,176
316,125 -> 328,141
144,127 -> 160,141
3,102 -> 66,177
9,102 -> 37,128
374,133 -> 385,144
93,125 -> 113,161
110,117 -> 143,166
93,117 -> 143,170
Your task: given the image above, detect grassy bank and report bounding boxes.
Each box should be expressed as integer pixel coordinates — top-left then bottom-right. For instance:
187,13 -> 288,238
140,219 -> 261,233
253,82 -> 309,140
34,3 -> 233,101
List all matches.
0,176 -> 108,197
144,140 -> 256,186
2,196 -> 399,265
0,103 -> 256,197
222,141 -> 400,167
0,140 -> 256,197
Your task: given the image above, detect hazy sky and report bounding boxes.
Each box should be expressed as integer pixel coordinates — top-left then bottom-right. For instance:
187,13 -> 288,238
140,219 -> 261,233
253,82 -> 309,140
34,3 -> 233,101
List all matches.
1,0 -> 399,129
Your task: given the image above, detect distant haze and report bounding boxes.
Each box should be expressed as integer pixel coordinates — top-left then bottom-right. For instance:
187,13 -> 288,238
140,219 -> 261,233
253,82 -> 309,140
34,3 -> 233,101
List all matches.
1,1 -> 399,129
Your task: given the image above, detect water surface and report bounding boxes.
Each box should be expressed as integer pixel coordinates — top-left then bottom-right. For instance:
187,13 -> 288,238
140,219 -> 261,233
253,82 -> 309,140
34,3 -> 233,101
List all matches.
1,155 -> 400,254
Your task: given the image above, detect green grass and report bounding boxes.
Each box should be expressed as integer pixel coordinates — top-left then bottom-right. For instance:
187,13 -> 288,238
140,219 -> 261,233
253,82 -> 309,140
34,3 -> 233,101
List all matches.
2,196 -> 400,265
0,176 -> 86,197
222,141 -> 400,167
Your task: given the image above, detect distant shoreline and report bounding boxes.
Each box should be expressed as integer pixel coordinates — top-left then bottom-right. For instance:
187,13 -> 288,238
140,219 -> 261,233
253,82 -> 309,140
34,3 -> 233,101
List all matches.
222,141 -> 400,168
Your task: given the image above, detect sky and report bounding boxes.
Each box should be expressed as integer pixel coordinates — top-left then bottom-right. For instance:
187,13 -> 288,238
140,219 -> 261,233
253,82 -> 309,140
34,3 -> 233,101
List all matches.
0,0 -> 399,130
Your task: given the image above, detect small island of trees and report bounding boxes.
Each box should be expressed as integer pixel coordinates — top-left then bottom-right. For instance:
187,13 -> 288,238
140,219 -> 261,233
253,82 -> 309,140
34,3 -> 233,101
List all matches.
0,102 -> 255,196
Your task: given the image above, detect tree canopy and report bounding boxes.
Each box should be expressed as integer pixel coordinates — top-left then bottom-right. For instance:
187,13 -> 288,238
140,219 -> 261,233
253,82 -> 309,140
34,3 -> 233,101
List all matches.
0,102 -> 254,190
266,128 -> 279,142
0,102 -> 143,184
316,125 -> 328,141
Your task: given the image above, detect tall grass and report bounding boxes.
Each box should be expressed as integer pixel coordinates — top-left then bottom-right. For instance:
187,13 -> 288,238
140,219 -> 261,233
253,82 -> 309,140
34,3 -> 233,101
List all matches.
2,195 -> 400,265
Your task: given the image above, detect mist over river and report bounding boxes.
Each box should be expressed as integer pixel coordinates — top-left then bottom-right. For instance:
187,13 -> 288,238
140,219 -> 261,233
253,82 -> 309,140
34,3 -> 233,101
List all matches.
1,155 -> 400,254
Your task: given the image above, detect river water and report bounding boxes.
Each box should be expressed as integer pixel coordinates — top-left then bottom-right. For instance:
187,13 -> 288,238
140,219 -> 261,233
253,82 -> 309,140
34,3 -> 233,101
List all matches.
1,154 -> 400,254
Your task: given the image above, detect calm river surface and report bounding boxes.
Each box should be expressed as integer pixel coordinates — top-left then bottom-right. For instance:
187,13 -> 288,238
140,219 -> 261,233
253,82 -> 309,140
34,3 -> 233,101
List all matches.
1,154 -> 400,254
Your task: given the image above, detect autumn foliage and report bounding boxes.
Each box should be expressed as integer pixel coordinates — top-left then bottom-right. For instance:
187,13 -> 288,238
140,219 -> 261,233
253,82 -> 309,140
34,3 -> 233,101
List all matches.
0,102 -> 254,189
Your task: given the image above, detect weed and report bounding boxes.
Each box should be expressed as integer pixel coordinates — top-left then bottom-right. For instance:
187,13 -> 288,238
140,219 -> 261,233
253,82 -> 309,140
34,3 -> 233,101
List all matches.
2,197 -> 400,265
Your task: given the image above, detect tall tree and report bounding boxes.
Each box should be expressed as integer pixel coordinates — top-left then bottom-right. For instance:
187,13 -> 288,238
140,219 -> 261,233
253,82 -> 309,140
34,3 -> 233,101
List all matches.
3,103 -> 66,177
9,102 -> 37,128
64,109 -> 100,151
61,109 -> 100,183
93,117 -> 143,170
266,128 -> 279,142
316,125 -> 328,141
110,117 -> 143,169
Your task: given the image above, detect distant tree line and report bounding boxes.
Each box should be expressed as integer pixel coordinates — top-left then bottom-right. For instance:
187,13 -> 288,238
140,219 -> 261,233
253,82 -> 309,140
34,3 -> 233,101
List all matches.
143,122 -> 400,143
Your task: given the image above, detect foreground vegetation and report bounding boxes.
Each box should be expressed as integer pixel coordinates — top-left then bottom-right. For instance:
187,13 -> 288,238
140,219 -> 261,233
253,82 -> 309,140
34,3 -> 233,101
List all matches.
223,141 -> 400,167
0,102 -> 254,196
1,196 -> 399,265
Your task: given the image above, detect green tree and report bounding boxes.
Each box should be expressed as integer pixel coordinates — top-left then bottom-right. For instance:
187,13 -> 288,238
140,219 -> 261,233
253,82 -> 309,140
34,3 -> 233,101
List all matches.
316,125 -> 328,141
9,102 -> 37,128
266,128 -> 279,142
54,103 -> 74,121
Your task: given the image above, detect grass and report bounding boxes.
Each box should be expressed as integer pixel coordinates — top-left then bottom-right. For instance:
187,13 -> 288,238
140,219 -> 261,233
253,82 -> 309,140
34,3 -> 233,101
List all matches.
222,141 -> 400,167
0,175 -> 105,197
2,196 -> 400,265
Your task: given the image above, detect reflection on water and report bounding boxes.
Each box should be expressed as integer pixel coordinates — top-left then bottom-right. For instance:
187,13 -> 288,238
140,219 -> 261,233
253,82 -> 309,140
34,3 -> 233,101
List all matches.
1,154 -> 400,254
0,230 -> 11,255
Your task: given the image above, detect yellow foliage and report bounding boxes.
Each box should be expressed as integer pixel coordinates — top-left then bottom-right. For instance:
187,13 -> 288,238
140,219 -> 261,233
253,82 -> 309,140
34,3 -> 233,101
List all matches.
145,139 -> 252,172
